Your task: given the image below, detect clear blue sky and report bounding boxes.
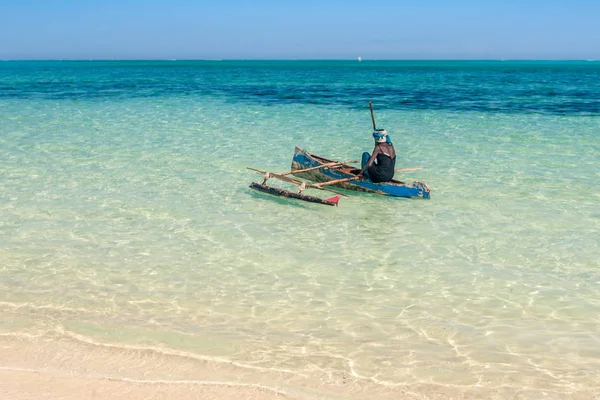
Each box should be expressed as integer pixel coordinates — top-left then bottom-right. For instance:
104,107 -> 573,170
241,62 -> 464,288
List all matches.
1,0 -> 599,60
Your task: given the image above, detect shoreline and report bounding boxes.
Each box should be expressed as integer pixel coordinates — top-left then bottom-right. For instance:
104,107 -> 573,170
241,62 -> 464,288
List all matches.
0,333 -> 297,400
1,333 -> 598,400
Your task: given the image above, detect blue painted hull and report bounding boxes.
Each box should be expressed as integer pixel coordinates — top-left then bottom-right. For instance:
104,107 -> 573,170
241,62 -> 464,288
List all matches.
291,147 -> 431,199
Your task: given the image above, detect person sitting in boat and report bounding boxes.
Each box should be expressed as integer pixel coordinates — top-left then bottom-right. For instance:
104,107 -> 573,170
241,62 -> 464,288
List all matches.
359,129 -> 396,183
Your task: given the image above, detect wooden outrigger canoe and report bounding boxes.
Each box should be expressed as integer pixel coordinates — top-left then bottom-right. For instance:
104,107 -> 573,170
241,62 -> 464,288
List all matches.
291,147 -> 431,199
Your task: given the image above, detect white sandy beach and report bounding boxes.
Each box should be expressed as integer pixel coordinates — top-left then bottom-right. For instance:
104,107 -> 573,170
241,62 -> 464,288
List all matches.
1,370 -> 288,400
2,333 -> 599,400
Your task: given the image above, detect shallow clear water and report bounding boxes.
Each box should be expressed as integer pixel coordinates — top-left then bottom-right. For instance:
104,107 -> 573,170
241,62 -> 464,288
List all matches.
1,61 -> 599,398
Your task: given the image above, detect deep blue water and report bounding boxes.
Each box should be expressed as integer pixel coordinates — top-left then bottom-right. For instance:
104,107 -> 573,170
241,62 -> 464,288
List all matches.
1,60 -> 599,114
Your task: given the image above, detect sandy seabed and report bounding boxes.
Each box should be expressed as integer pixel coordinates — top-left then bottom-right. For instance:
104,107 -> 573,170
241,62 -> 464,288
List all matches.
1,334 -> 598,400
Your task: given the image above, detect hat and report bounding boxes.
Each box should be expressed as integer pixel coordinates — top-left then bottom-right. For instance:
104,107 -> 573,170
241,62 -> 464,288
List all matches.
372,129 -> 391,144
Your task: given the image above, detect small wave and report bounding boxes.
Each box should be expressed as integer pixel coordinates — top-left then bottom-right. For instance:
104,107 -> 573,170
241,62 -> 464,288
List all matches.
59,328 -> 308,377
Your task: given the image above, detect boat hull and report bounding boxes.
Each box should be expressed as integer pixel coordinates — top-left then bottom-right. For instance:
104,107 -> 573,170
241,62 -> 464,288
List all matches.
291,147 -> 430,199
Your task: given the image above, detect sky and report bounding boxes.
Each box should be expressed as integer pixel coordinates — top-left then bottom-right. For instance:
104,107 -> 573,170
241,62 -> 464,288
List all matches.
1,0 -> 599,60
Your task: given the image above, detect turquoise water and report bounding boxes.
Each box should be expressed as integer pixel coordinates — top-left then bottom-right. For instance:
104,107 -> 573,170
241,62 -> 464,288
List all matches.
1,61 -> 599,398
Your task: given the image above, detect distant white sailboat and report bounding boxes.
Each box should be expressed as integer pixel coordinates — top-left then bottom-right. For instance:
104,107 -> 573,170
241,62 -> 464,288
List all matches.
357,56 -> 362,62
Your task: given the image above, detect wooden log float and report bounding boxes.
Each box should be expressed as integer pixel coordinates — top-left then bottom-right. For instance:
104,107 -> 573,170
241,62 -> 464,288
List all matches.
249,182 -> 341,206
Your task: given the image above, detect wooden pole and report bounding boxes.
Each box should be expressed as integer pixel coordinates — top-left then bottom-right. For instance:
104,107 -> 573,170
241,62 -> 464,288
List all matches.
274,159 -> 359,177
247,167 -> 348,196
369,102 -> 377,131
282,161 -> 344,176
310,176 -> 361,188
247,167 -> 303,184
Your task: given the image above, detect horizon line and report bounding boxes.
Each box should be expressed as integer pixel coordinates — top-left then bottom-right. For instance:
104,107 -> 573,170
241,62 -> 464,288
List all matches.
2,58 -> 598,62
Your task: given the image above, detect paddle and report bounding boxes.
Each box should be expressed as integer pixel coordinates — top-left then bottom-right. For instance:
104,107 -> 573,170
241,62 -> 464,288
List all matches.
357,102 -> 379,177
369,101 -> 377,130
366,103 -> 422,177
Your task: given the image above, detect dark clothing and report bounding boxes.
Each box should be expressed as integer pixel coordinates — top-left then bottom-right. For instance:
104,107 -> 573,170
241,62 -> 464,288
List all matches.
361,143 -> 396,183
361,152 -> 371,179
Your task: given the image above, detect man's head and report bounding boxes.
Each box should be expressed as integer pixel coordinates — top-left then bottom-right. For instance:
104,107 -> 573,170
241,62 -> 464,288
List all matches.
373,129 -> 389,143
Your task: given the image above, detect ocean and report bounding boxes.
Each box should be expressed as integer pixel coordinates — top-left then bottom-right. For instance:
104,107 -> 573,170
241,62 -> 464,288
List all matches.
1,60 -> 599,399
